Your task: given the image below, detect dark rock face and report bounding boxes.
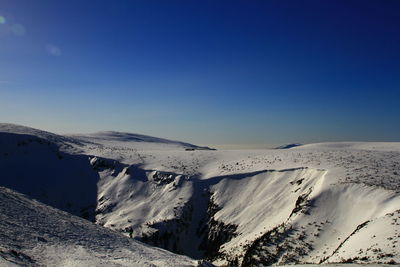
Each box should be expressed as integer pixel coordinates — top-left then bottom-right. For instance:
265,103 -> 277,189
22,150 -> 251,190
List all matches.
289,188 -> 312,217
241,222 -> 313,267
199,196 -> 238,261
152,171 -> 176,186
139,192 -> 238,262
90,157 -> 118,171
141,201 -> 194,255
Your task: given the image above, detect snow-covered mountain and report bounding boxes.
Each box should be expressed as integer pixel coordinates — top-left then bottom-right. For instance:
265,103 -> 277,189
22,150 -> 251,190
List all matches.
70,131 -> 214,152
1,123 -> 400,266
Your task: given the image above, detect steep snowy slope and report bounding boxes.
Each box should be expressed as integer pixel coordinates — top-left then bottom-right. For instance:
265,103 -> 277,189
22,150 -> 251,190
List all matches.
0,125 -> 98,220
0,123 -> 83,148
0,186 -> 200,267
0,123 -> 210,221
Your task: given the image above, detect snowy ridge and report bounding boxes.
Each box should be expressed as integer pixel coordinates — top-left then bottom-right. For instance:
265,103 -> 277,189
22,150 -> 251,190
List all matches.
70,131 -> 214,151
0,123 -> 82,148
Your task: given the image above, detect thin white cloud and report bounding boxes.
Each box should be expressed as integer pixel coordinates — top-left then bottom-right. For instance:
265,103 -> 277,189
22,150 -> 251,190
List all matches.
11,24 -> 25,36
46,44 -> 62,57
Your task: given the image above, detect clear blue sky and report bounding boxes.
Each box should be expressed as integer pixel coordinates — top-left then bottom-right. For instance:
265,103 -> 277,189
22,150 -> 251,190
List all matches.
1,0 -> 399,144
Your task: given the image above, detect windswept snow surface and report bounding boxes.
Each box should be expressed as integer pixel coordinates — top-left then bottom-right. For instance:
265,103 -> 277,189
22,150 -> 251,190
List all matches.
0,123 -> 83,148
1,123 -> 400,266
0,187 -> 198,267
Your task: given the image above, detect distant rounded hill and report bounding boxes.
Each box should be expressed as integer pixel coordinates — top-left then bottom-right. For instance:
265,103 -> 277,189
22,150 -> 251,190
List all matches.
70,131 -> 215,150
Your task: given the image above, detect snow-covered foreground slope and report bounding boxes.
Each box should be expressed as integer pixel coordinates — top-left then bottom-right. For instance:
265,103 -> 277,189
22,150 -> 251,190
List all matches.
0,186 -> 199,267
1,123 -> 400,266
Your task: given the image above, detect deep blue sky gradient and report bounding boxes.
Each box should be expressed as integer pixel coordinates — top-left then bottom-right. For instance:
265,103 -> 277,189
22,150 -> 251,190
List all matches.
1,1 -> 399,144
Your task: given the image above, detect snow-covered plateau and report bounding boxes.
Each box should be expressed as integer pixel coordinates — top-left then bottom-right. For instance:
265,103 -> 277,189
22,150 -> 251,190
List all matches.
1,123 -> 399,266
